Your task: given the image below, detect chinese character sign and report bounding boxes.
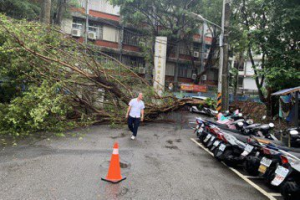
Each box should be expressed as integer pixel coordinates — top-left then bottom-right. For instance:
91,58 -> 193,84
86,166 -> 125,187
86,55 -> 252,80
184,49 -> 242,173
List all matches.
153,37 -> 167,96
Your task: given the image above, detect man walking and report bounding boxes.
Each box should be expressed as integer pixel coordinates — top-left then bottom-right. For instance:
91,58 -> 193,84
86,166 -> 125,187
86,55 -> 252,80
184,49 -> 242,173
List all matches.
126,93 -> 145,140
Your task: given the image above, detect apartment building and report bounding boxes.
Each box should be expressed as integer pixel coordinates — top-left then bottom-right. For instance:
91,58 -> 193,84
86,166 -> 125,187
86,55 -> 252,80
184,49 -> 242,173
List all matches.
61,0 -> 219,90
235,55 -> 262,94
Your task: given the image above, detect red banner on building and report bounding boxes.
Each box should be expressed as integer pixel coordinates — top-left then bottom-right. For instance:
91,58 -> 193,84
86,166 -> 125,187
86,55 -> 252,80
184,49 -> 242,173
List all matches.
180,84 -> 207,92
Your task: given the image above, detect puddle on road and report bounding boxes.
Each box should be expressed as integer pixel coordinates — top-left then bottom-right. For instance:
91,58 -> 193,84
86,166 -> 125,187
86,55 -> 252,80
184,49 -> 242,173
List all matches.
155,110 -> 190,130
175,139 -> 182,143
165,145 -> 179,150
120,162 -> 129,169
110,132 -> 127,139
103,184 -> 129,199
166,140 -> 173,144
100,160 -> 131,169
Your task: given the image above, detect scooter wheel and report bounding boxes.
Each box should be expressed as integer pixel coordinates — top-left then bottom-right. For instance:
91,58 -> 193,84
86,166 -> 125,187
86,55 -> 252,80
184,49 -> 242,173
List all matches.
280,181 -> 300,200
264,169 -> 276,187
223,149 -> 237,167
243,156 -> 260,176
213,148 -> 222,161
199,134 -> 205,144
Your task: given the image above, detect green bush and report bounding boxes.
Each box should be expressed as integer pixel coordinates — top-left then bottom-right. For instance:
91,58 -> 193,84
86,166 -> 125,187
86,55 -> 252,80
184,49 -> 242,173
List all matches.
0,81 -> 74,138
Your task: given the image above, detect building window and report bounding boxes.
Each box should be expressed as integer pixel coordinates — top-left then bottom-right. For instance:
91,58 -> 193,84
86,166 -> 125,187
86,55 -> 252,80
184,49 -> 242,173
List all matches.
234,61 -> 245,71
178,43 -> 191,55
103,26 -> 119,43
89,21 -> 103,40
178,66 -> 188,78
123,30 -> 139,46
72,23 -> 82,29
122,56 -> 144,68
238,76 -> 243,87
238,64 -> 244,71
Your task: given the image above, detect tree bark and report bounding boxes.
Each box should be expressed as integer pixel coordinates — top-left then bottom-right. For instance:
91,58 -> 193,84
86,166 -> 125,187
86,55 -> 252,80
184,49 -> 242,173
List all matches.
41,0 -> 52,24
54,0 -> 67,26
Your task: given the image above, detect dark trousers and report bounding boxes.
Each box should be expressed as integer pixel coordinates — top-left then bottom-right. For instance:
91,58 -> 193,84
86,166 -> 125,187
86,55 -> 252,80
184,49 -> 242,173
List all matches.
128,116 -> 140,137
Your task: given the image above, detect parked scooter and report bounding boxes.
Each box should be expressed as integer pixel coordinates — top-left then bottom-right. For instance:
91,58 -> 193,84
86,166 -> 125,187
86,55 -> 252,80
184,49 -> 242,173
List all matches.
190,105 -> 218,117
213,132 -> 246,167
282,128 -> 300,148
276,155 -> 300,200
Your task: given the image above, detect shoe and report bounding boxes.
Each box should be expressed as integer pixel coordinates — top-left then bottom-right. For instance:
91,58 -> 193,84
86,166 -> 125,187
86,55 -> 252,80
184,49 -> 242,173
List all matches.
131,135 -> 135,140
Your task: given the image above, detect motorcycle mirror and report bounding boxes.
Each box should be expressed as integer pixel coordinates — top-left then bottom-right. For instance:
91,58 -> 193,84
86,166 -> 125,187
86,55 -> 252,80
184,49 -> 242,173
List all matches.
262,115 -> 266,120
290,130 -> 299,135
237,122 -> 244,127
246,119 -> 254,125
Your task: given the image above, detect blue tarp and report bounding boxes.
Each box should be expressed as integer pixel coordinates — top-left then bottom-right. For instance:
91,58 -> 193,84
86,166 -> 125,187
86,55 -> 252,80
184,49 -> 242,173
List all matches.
272,86 -> 300,96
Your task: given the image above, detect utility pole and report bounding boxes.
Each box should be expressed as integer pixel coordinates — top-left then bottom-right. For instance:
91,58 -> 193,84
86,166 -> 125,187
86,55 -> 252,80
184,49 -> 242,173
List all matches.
221,0 -> 231,111
200,21 -> 206,73
85,0 -> 89,46
217,0 -> 226,112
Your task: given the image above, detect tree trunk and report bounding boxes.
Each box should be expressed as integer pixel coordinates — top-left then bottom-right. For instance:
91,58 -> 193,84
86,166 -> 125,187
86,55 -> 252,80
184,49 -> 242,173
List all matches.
41,0 -> 52,24
54,0 -> 67,25
174,42 -> 180,88
194,33 -> 218,84
248,45 -> 266,103
234,53 -> 244,101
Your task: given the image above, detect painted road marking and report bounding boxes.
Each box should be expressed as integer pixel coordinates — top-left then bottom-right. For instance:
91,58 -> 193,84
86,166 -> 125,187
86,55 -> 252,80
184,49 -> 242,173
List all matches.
244,176 -> 263,179
191,138 -> 214,156
191,138 -> 279,200
268,193 -> 282,197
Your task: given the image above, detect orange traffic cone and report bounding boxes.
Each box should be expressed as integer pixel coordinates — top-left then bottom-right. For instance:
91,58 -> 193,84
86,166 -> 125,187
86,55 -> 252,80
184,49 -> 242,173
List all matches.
101,142 -> 126,184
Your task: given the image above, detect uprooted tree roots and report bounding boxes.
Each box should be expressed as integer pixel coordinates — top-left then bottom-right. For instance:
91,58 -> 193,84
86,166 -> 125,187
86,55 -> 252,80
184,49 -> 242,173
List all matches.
0,15 -> 203,128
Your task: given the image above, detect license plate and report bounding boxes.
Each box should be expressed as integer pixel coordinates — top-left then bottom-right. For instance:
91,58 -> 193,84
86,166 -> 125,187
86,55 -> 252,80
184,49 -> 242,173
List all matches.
219,144 -> 226,152
260,157 -> 272,167
258,165 -> 267,174
213,140 -> 220,147
271,166 -> 289,186
241,144 -> 254,157
204,134 -> 212,142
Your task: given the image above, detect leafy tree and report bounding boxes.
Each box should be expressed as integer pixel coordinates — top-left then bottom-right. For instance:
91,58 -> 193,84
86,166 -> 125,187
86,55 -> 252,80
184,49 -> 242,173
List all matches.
110,0 -> 221,83
231,0 -> 300,107
0,14 -> 190,138
0,0 -> 78,24
0,0 -> 40,20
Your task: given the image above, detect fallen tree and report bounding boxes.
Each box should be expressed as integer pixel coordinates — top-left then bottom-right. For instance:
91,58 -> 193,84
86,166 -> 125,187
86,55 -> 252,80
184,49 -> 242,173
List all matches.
0,15 -> 203,137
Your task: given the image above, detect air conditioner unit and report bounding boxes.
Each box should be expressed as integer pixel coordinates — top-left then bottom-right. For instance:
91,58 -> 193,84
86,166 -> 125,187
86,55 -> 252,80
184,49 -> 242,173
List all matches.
192,73 -> 197,80
204,53 -> 209,59
193,51 -> 200,58
202,75 -> 207,81
138,67 -> 146,74
71,29 -> 81,37
88,31 -> 97,40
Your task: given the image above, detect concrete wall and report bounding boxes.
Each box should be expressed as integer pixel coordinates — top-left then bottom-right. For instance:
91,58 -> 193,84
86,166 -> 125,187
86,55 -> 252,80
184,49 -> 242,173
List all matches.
78,0 -> 120,15
243,77 -> 257,90
61,18 -> 72,34
166,63 -> 175,76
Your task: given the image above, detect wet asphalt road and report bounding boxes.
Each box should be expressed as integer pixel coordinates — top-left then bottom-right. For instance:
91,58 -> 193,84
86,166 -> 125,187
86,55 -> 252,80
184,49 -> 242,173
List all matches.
0,111 -> 267,200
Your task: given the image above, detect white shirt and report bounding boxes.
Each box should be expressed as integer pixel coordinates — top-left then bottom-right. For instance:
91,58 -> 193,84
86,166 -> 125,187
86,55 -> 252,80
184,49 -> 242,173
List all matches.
129,98 -> 145,118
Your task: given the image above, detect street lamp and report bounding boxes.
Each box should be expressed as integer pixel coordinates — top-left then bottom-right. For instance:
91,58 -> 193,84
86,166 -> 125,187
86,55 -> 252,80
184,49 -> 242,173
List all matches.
189,7 -> 224,96
188,0 -> 228,111
189,12 -> 222,30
